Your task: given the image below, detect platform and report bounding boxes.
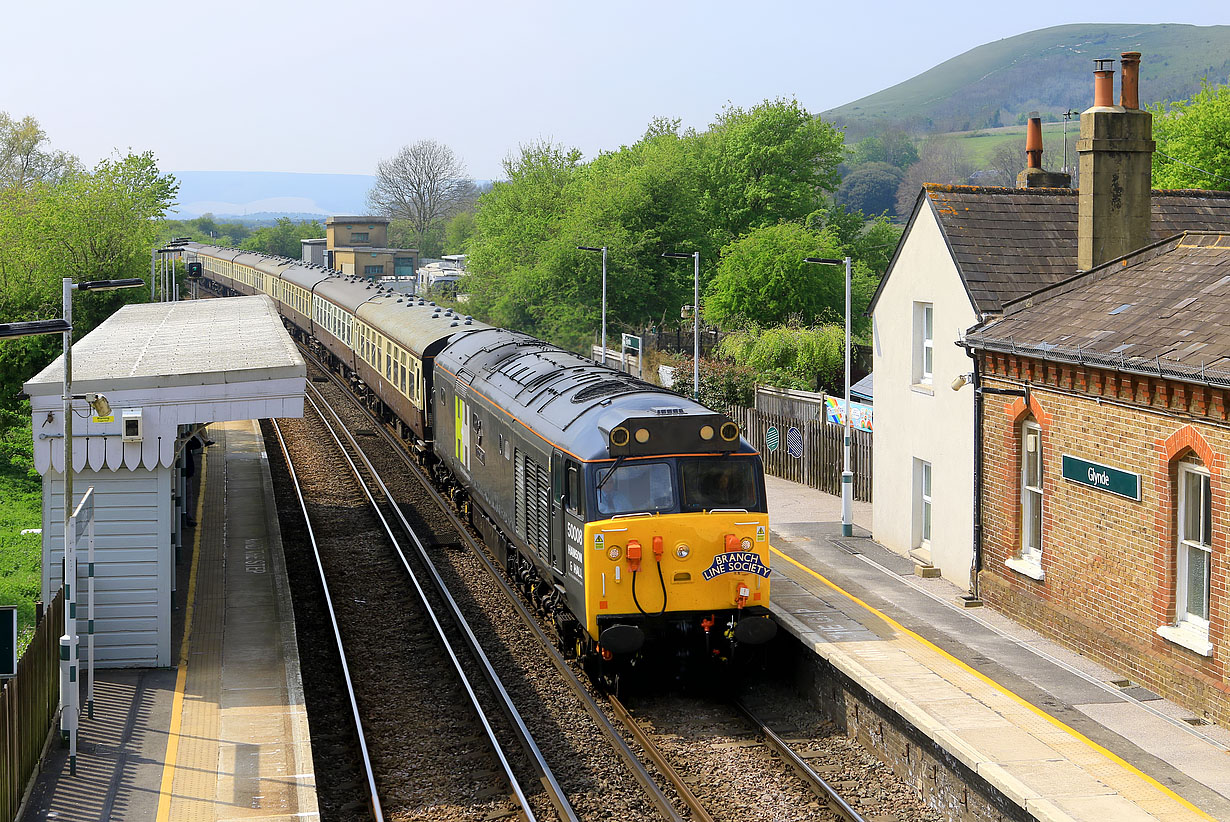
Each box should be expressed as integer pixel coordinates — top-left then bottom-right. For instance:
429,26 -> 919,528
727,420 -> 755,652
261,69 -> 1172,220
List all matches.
19,421 -> 317,822
765,474 -> 1230,822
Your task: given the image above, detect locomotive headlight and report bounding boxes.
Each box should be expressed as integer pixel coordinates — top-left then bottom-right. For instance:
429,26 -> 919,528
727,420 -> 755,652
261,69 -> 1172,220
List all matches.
635,427 -> 650,444
610,427 -> 630,447
674,543 -> 690,560
720,422 -> 740,442
699,424 -> 715,441
739,537 -> 754,551
607,544 -> 623,561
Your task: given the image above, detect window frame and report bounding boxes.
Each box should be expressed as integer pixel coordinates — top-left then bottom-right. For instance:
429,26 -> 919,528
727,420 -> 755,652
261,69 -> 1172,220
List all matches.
1176,463 -> 1212,631
920,459 -> 933,547
922,303 -> 934,384
1020,421 -> 1043,565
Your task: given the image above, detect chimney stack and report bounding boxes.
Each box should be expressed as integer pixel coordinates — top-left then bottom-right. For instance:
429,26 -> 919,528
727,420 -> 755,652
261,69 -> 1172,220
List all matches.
1076,54 -> 1155,270
1016,113 -> 1072,188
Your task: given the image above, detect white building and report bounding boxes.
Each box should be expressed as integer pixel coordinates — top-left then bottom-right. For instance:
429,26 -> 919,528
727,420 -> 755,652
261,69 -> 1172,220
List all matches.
24,296 -> 304,666
869,183 -> 1230,590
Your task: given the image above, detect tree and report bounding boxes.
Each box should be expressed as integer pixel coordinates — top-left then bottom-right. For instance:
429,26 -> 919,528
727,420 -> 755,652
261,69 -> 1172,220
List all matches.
895,135 -> 976,215
367,139 -> 477,249
836,162 -> 903,216
698,98 -> 844,241
0,112 -> 75,189
848,131 -> 918,170
717,322 -> 848,392
0,150 -> 177,409
704,222 -> 877,330
1150,82 -> 1230,190
982,139 -> 1027,187
443,211 -> 475,254
239,217 -> 324,257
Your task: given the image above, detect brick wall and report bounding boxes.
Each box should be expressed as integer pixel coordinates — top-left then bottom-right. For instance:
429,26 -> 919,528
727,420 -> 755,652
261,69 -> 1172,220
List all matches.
979,353 -> 1229,725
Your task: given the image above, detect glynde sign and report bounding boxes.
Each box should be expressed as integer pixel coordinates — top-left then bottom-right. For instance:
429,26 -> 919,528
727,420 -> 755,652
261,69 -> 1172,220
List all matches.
1061,454 -> 1141,501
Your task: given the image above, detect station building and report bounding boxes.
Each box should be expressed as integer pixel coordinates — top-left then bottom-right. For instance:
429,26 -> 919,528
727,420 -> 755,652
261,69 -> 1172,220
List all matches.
324,215 -> 419,280
868,53 -> 1230,592
23,295 -> 304,666
965,233 -> 1230,726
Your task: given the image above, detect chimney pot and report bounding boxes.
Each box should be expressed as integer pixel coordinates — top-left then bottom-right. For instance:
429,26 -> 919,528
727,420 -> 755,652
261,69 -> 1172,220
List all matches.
1120,51 -> 1141,109
1025,114 -> 1043,170
1093,58 -> 1115,108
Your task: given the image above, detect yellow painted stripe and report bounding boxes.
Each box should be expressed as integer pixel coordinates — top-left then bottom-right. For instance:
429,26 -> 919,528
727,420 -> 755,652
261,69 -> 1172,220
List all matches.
155,454 -> 208,822
770,545 -> 1216,821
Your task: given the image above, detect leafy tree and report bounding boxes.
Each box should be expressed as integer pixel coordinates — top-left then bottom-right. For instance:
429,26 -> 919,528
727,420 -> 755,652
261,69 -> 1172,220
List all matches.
158,213 -> 253,246
368,139 -> 477,250
836,162 -> 903,216
0,151 -> 176,410
698,98 -> 844,241
0,112 -> 75,189
240,217 -> 324,257
704,222 -> 877,330
443,211 -> 475,254
848,131 -> 918,170
1150,82 -> 1230,190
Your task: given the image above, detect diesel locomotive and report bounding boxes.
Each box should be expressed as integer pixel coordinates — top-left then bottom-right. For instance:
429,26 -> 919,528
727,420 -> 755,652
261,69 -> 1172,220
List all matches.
186,243 -> 776,676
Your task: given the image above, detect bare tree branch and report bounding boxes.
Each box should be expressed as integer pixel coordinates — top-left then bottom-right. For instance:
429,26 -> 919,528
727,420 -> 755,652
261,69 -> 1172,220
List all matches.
366,139 -> 476,248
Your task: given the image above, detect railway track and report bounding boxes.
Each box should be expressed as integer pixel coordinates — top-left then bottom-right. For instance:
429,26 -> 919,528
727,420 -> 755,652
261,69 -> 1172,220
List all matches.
294,350 -> 887,822
270,385 -> 577,821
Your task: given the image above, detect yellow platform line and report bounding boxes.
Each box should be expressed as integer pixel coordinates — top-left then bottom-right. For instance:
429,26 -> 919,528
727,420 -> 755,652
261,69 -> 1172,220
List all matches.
770,545 -> 1215,821
155,455 -> 208,822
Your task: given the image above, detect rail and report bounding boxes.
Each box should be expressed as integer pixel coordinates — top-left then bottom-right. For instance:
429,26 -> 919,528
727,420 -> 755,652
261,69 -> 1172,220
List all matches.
268,419 -> 384,822
303,383 -> 577,822
734,699 -> 868,822
303,349 -> 684,822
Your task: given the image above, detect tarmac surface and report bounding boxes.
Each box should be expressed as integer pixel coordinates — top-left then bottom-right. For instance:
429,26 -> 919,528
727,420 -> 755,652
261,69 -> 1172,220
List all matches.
766,473 -> 1230,821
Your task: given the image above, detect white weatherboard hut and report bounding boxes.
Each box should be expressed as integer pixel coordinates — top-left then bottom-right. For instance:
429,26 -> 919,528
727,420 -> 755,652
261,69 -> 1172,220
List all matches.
24,295 -> 305,667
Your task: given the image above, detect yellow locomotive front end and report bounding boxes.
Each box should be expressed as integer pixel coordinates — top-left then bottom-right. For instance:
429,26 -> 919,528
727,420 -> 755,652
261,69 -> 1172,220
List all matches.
576,413 -> 777,668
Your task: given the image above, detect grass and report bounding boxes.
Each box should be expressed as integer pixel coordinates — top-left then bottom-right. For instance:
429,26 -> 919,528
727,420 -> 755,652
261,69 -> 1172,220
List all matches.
948,122 -> 1079,168
0,409 -> 43,656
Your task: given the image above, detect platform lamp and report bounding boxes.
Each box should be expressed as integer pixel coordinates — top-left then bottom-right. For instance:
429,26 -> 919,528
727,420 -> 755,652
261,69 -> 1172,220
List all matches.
662,251 -> 700,401
804,256 -> 855,537
577,246 -> 608,364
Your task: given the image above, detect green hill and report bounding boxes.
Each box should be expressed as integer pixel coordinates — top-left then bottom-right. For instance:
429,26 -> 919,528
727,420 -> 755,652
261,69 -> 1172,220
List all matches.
823,23 -> 1230,138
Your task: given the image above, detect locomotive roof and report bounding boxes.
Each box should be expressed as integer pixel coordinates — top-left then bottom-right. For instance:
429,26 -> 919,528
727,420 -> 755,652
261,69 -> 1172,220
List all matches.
357,296 -> 490,357
437,328 -> 753,462
254,255 -> 294,276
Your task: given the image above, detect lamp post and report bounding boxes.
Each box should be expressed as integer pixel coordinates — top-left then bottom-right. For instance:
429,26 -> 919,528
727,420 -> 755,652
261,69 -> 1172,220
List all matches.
805,256 -> 855,537
663,251 -> 700,401
2,277 -> 142,775
578,246 -> 608,364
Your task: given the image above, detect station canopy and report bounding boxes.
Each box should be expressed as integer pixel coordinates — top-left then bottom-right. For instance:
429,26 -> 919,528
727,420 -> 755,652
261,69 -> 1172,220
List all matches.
24,295 -> 305,474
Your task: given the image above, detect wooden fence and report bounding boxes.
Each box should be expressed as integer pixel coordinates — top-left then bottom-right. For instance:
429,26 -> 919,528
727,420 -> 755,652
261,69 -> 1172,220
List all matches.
1,591 -> 64,822
726,405 -> 872,502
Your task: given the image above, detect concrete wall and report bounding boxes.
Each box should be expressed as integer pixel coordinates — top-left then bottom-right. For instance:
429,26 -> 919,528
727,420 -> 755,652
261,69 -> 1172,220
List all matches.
872,201 -> 978,586
326,220 -> 387,251
980,354 -> 1229,726
42,466 -> 173,667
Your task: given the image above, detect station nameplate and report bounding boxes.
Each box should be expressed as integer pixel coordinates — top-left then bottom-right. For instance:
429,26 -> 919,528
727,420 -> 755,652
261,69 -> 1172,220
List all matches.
1061,454 -> 1141,501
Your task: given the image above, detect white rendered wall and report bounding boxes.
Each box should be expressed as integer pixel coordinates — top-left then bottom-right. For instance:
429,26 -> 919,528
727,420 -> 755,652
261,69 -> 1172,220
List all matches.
42,466 -> 173,667
871,202 -> 978,588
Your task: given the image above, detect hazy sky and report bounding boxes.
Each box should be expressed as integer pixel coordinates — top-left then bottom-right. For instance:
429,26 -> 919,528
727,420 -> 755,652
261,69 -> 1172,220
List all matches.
2,1 -> 1224,181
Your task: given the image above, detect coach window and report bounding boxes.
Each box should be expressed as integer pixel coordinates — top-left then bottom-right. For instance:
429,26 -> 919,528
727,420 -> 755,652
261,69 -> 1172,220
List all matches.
1007,420 -> 1045,581
1159,462 -> 1214,655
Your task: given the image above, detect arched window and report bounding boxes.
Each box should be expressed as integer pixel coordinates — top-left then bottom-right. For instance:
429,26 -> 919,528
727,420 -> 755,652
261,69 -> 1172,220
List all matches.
1176,459 -> 1211,630
1020,419 -> 1043,566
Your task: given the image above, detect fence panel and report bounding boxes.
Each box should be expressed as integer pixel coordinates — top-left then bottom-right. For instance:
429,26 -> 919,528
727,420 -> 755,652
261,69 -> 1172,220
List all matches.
728,404 -> 872,504
1,590 -> 64,822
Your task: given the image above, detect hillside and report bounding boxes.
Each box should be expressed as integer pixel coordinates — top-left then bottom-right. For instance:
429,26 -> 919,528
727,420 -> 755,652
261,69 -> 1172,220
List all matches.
171,170 -> 376,218
823,23 -> 1230,138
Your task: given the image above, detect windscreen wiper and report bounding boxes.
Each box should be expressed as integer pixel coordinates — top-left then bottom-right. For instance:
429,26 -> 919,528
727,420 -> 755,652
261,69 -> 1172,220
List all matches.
596,455 -> 627,491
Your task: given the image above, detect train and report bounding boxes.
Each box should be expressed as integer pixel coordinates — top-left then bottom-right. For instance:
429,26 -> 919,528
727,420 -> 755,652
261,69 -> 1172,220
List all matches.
184,243 -> 776,681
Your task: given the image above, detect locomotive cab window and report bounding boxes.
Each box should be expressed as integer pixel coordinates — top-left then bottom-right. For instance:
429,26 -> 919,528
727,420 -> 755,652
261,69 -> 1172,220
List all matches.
596,462 -> 674,516
679,458 -> 761,512
566,464 -> 582,515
